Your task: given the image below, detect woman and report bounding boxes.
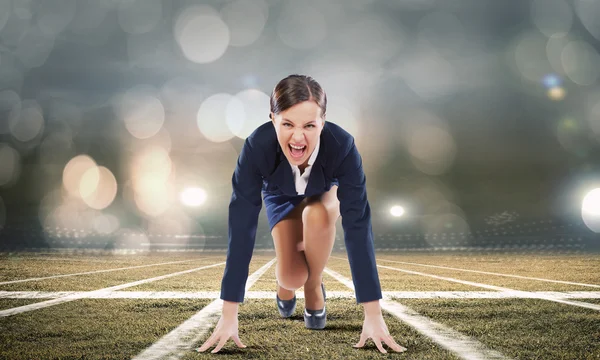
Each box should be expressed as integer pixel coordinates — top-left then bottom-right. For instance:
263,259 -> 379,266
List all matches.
198,74 -> 406,354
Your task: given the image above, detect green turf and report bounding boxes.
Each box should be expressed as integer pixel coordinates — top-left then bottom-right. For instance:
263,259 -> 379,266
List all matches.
0,298 -> 212,359
581,299 -> 600,305
375,253 -> 600,289
395,298 -> 600,360
378,262 -> 597,292
127,259 -> 270,292
186,299 -> 460,359
0,259 -> 226,292
0,299 -> 45,310
327,257 -> 481,291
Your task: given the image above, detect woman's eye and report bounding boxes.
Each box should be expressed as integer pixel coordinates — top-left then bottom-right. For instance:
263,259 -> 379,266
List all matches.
306,124 -> 315,128
283,123 -> 292,127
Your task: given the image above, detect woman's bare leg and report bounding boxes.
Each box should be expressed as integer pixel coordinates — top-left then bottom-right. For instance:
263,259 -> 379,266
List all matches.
271,185 -> 340,307
302,185 -> 340,310
271,201 -> 308,300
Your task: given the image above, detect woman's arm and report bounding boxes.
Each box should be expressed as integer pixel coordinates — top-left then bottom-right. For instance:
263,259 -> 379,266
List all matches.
198,138 -> 263,354
334,138 -> 382,304
220,137 -> 264,303
335,138 -> 406,354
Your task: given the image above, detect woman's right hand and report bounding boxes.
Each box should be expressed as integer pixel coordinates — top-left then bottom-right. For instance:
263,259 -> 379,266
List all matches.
196,301 -> 247,353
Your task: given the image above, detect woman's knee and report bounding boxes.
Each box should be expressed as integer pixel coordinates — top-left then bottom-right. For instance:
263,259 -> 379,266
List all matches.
302,202 -> 336,230
276,266 -> 309,290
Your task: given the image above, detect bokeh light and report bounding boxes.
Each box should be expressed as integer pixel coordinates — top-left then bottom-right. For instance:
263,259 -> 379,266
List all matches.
546,34 -> 570,75
530,0 -> 573,37
513,31 -> 553,83
180,187 -> 208,207
561,40 -> 600,86
220,0 -> 268,47
582,188 -> 600,233
574,0 -> 600,41
401,110 -> 456,176
14,25 -> 55,68
542,74 -> 561,88
0,143 -> 21,188
92,213 -> 120,234
9,99 -> 45,142
197,93 -> 238,142
174,5 -> 230,64
547,86 -> 566,101
80,166 -> 118,210
116,85 -> 165,140
129,145 -> 175,217
0,90 -> 21,134
226,89 -> 270,140
62,155 -> 98,198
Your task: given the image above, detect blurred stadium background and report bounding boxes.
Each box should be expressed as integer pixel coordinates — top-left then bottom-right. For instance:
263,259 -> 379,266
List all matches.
1,0 -> 600,253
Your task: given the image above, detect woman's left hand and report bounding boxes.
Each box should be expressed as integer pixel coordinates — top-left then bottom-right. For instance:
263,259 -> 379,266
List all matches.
353,312 -> 407,354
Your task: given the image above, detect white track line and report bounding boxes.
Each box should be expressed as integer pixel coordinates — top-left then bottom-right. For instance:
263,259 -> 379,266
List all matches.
132,258 -> 276,360
2,290 -> 599,300
364,257 -> 600,288
0,262 -> 225,317
0,258 -> 217,285
377,264 -> 600,311
324,267 -> 512,360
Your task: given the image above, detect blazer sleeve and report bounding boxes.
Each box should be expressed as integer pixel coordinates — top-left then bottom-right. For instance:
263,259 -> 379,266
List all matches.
220,138 -> 263,303
335,138 -> 383,304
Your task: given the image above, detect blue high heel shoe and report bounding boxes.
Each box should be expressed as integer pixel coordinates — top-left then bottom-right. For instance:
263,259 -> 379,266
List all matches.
304,282 -> 326,330
276,282 -> 296,318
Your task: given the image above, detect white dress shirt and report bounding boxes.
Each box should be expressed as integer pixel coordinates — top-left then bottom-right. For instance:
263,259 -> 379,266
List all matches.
290,137 -> 320,196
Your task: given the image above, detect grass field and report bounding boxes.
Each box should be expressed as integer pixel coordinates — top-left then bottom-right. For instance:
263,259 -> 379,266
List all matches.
0,250 -> 599,359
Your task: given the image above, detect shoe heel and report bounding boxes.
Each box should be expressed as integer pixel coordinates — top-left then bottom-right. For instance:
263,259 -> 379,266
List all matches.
276,282 -> 296,318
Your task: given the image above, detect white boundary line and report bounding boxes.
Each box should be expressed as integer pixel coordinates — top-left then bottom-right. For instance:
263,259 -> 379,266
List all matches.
367,257 -> 600,288
0,258 -> 217,285
1,290 -> 600,300
132,258 -> 276,360
324,267 -> 512,360
377,264 -> 600,311
0,262 -> 226,317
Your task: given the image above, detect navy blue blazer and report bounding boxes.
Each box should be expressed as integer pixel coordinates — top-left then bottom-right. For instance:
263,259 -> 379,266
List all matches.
220,120 -> 382,304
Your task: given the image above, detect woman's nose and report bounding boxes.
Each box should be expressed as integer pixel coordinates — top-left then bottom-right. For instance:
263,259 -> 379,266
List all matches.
293,129 -> 304,139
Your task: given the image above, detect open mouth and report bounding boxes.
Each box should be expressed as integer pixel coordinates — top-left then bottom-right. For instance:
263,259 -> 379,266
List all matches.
289,144 -> 306,159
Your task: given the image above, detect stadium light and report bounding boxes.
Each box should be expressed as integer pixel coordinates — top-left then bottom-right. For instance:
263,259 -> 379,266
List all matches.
390,205 -> 405,217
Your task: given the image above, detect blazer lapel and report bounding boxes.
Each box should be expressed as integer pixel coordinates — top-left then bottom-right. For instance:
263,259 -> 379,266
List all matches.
271,144 -> 298,196
304,132 -> 328,197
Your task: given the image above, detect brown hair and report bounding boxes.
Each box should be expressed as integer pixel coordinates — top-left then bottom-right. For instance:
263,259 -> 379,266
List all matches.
269,74 -> 327,120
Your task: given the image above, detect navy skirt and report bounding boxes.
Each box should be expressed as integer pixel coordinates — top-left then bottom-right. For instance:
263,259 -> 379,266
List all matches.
263,179 -> 339,232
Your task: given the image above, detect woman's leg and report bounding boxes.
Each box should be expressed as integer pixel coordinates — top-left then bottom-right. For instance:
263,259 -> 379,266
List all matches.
271,186 -> 340,307
302,185 -> 340,310
271,200 -> 309,300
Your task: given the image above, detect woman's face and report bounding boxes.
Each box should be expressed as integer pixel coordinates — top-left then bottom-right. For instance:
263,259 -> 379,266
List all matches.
271,100 -> 325,168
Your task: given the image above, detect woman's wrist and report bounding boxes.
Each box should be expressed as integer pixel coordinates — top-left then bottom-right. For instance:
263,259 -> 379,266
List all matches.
362,299 -> 382,317
222,300 -> 239,318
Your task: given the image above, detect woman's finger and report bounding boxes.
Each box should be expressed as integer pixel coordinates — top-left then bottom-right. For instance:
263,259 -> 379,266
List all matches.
232,334 -> 247,348
353,332 -> 368,348
211,335 -> 230,353
383,334 -> 406,352
373,337 -> 387,354
197,333 -> 218,352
